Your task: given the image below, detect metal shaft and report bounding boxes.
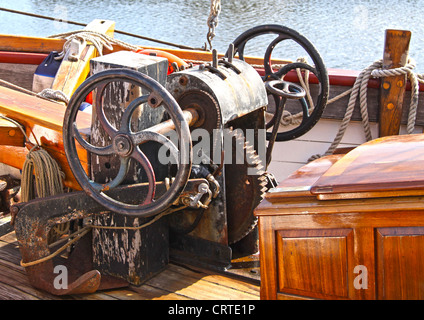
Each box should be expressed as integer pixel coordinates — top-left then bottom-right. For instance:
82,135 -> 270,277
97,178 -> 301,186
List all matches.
146,107 -> 199,135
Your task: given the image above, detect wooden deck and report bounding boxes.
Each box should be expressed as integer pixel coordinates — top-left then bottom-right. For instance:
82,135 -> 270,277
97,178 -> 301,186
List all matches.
0,230 -> 260,300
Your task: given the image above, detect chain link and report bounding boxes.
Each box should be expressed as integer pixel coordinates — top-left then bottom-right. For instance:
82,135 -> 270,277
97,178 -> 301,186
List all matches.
206,0 -> 221,50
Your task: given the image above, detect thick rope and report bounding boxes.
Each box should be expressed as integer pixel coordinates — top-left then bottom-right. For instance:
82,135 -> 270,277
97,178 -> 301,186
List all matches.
21,146 -> 65,202
18,135 -> 68,244
36,88 -> 69,104
308,58 -> 423,161
48,29 -> 138,59
371,58 -> 422,134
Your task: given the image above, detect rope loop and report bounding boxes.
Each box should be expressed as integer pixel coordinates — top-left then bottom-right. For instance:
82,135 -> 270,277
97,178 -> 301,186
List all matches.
49,29 -> 139,59
308,57 -> 424,162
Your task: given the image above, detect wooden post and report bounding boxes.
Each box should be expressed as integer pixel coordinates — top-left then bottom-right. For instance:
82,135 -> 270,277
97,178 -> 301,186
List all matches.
379,29 -> 411,137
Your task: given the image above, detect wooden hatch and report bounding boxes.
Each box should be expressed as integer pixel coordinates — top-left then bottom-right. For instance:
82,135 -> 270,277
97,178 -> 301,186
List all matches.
310,134 -> 424,200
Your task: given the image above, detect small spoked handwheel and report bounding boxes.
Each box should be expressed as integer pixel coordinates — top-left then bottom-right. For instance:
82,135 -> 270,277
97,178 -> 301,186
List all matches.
63,68 -> 192,217
265,80 -> 306,100
226,24 -> 329,141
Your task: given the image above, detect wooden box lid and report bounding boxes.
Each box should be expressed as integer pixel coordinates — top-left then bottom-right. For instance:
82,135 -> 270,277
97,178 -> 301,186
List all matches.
310,134 -> 424,199
265,134 -> 424,202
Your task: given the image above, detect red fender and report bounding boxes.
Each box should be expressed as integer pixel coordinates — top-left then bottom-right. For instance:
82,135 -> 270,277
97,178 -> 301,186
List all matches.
134,49 -> 189,74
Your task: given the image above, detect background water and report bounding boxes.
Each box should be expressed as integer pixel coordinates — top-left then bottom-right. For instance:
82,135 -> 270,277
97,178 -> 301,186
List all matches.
1,0 -> 424,72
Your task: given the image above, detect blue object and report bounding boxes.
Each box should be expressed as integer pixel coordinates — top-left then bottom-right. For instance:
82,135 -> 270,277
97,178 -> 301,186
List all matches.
79,102 -> 92,113
32,51 -> 62,92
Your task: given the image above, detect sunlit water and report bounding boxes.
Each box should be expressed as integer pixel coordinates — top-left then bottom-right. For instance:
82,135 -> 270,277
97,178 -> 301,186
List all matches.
1,0 -> 424,71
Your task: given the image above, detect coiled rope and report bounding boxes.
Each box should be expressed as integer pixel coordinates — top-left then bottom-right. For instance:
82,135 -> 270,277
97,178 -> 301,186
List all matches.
0,115 -> 67,242
21,146 -> 65,202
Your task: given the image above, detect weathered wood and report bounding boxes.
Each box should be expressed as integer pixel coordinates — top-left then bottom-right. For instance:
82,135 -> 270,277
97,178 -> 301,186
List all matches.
379,29 -> 411,136
0,262 -> 58,300
129,284 -> 192,300
0,63 -> 37,91
0,231 -> 259,300
90,51 -> 169,286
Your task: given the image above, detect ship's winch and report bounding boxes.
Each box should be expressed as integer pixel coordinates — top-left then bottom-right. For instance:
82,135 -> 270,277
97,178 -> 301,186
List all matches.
9,24 -> 328,295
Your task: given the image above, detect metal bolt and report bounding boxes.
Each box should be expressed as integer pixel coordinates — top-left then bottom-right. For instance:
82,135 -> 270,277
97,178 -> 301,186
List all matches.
228,43 -> 234,63
212,49 -> 218,68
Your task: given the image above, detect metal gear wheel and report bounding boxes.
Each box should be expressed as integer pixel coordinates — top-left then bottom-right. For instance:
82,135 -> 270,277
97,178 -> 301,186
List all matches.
224,128 -> 268,244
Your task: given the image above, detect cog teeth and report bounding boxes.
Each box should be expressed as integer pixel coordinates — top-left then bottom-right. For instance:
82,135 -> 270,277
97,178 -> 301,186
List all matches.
259,175 -> 268,186
225,127 -> 270,243
245,145 -> 254,152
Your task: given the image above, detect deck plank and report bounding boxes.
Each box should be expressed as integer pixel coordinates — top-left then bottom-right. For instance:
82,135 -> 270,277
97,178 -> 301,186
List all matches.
129,284 -> 192,300
144,267 -> 258,300
168,264 -> 260,297
0,231 -> 260,300
0,261 -> 61,300
0,281 -> 40,300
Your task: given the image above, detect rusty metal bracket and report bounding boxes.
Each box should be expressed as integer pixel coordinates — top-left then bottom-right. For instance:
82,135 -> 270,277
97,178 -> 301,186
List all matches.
12,187 -> 128,295
12,179 -> 207,295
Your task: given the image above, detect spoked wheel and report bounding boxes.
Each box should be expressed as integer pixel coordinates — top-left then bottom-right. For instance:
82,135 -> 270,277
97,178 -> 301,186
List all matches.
226,24 -> 329,141
63,68 -> 192,217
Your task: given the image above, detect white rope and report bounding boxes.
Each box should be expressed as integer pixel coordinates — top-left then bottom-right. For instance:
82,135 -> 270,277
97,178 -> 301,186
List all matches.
296,57 -> 314,108
48,30 -> 139,59
308,58 -> 423,161
371,58 -> 422,134
36,88 -> 69,104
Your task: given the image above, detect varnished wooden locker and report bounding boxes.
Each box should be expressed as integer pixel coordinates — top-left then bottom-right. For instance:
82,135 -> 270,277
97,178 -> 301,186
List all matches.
256,135 -> 424,300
